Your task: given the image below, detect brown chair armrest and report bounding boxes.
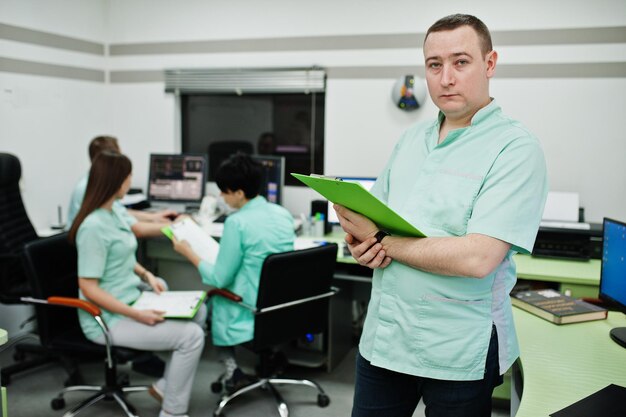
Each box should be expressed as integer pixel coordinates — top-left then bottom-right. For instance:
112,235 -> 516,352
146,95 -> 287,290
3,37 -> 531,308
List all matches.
208,288 -> 242,302
48,296 -> 102,317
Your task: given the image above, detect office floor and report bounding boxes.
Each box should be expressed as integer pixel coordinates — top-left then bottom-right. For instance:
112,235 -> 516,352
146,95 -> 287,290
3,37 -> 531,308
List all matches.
1,336 -> 511,417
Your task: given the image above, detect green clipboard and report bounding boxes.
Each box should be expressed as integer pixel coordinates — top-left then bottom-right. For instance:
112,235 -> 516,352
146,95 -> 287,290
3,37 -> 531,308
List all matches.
292,173 -> 425,237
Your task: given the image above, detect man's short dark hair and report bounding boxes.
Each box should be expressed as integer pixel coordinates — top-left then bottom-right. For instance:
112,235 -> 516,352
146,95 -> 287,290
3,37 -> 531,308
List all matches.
215,153 -> 262,199
88,136 -> 120,161
425,14 -> 493,57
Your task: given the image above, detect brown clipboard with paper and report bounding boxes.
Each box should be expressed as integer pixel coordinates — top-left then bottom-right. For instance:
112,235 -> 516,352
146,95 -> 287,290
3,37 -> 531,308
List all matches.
291,173 -> 425,237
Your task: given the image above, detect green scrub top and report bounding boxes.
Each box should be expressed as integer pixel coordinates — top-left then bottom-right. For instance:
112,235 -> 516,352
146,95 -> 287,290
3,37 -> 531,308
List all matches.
76,208 -> 142,340
361,100 -> 548,381
67,173 -> 136,229
198,196 -> 295,346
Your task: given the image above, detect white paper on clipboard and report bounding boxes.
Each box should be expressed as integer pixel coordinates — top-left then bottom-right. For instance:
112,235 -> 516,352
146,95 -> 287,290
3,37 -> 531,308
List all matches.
171,218 -> 220,264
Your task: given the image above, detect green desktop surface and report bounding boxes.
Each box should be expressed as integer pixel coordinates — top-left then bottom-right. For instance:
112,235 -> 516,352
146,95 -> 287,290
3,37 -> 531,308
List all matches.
513,309 -> 626,417
291,173 -> 425,237
513,255 -> 601,286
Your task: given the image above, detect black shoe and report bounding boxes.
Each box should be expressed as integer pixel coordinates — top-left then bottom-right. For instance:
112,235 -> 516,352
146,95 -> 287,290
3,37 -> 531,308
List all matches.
131,354 -> 166,378
224,368 -> 258,394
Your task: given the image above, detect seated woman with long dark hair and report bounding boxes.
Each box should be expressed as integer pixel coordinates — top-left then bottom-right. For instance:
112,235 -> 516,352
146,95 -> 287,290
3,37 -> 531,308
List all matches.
68,151 -> 205,417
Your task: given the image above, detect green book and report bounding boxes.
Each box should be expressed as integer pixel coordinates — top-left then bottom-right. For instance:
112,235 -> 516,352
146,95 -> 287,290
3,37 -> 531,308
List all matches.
291,173 -> 425,237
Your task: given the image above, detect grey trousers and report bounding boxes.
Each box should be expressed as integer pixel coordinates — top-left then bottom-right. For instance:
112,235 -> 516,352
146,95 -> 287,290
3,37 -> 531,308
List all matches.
93,282 -> 207,415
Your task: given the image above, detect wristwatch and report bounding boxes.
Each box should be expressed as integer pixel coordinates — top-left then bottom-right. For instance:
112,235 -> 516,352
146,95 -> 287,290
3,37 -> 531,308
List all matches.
374,230 -> 390,244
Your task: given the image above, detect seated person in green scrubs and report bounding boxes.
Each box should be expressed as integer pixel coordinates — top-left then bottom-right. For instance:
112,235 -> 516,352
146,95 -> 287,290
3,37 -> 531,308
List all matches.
69,151 -> 206,417
172,153 -> 295,392
66,135 -> 175,237
68,136 -> 171,377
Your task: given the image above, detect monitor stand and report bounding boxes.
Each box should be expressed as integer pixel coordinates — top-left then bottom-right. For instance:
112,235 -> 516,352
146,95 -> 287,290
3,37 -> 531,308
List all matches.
609,327 -> 626,348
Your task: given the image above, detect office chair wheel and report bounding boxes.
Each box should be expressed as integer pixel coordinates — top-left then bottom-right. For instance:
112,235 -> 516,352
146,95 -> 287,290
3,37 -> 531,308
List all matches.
51,397 -> 65,410
211,381 -> 223,393
317,393 -> 330,407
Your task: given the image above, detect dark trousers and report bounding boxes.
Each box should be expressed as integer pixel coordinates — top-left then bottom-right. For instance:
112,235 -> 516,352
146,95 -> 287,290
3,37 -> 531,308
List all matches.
352,326 -> 503,417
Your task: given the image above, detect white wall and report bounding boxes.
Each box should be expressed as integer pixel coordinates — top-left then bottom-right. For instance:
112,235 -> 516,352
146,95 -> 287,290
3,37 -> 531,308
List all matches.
105,0 -> 626,41
1,0 -> 626,229
0,0 -> 108,336
0,0 -> 108,229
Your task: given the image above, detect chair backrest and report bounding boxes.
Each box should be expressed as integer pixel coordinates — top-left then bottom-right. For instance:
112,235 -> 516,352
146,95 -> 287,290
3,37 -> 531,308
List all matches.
208,141 -> 254,180
252,243 -> 338,350
0,153 -> 38,299
22,233 -> 84,347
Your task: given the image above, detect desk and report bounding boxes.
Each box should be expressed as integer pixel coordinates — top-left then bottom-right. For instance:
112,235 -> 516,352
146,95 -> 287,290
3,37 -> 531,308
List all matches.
512,310 -> 626,417
144,235 -> 605,379
514,255 -> 601,298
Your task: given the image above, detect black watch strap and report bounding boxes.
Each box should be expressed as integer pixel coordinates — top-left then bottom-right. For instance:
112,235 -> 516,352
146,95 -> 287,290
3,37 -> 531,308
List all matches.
374,230 -> 390,244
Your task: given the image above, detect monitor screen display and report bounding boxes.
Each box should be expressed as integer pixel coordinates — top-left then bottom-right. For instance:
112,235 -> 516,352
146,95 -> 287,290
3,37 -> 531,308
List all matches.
148,154 -> 207,203
600,217 -> 626,313
251,155 -> 284,205
327,177 -> 377,224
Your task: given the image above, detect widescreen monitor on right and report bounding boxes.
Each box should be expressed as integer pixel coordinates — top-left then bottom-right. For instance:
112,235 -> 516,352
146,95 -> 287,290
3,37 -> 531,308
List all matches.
327,177 -> 377,224
599,217 -> 626,348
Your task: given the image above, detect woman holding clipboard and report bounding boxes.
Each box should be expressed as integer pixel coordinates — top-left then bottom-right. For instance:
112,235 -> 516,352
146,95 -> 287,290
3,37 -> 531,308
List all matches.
69,151 -> 205,417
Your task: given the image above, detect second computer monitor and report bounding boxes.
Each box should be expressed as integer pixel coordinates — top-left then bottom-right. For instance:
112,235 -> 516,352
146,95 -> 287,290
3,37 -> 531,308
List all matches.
252,155 -> 285,205
147,154 -> 207,208
599,217 -> 626,348
327,177 -> 377,224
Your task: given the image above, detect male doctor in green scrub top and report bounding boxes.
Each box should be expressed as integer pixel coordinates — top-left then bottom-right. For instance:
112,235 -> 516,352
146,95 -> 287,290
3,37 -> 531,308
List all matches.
334,14 -> 548,417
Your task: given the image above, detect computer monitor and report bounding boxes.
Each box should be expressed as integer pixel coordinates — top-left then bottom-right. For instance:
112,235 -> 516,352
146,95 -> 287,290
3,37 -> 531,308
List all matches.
251,155 -> 285,205
147,154 -> 207,209
599,217 -> 626,348
327,177 -> 377,224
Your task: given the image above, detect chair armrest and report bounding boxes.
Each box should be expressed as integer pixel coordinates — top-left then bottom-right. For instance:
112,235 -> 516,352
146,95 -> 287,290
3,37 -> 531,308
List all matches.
257,286 -> 339,315
208,288 -> 243,302
21,295 -> 115,367
208,288 -> 257,311
48,296 -> 102,317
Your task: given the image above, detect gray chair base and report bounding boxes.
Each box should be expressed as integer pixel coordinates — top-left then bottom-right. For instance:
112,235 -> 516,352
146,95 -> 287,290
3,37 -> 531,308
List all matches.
55,383 -> 149,417
214,377 -> 330,417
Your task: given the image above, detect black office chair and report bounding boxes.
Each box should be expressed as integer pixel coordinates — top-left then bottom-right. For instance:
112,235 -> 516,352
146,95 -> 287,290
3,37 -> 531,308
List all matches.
0,152 -> 38,297
208,141 -> 253,180
20,233 -> 150,416
0,152 -> 54,384
208,243 -> 338,417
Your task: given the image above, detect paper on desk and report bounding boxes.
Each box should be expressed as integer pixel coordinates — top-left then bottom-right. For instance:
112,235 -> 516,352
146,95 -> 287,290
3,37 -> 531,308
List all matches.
163,218 -> 220,264
542,191 -> 579,222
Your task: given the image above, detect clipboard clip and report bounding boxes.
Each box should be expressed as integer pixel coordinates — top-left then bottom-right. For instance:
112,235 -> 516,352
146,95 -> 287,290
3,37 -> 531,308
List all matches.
310,174 -> 342,181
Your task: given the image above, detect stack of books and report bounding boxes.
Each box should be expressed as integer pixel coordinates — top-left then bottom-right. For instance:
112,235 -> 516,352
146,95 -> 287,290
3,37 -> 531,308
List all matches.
512,289 -> 607,324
